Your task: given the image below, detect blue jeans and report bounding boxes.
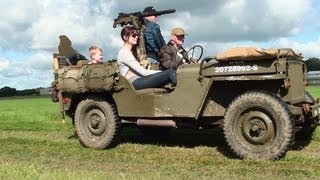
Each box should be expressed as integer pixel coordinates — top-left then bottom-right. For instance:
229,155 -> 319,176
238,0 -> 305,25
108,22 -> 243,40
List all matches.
132,69 -> 177,90
147,57 -> 159,64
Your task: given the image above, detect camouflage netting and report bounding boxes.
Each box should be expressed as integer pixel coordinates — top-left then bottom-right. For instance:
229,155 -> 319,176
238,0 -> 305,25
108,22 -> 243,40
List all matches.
57,63 -> 118,93
216,47 -> 301,61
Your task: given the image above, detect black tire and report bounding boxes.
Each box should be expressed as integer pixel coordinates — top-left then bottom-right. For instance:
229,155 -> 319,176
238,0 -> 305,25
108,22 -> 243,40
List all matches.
295,92 -> 318,140
295,121 -> 318,140
74,96 -> 121,149
223,91 -> 294,160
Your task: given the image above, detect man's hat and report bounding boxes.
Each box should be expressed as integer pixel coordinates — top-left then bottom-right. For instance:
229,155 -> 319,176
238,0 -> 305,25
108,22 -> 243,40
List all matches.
143,6 -> 157,16
171,27 -> 187,36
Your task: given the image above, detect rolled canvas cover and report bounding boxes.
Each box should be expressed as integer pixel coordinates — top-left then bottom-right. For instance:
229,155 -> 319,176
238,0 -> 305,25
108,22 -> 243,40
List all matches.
216,47 -> 300,61
83,63 -> 118,92
58,68 -> 86,93
57,62 -> 118,93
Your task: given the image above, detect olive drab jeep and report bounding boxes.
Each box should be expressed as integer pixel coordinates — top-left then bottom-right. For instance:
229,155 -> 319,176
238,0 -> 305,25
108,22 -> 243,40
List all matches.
51,9 -> 320,160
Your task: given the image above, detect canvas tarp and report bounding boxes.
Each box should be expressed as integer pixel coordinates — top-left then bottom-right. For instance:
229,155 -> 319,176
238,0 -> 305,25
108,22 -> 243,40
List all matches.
216,47 -> 301,61
57,63 -> 118,93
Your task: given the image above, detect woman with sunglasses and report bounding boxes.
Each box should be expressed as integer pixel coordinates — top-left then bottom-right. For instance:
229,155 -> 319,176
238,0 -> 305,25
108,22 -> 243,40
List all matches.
117,26 -> 177,90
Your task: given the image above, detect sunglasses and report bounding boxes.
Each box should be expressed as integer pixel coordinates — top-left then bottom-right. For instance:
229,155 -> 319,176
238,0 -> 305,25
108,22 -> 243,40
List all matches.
131,33 -> 138,38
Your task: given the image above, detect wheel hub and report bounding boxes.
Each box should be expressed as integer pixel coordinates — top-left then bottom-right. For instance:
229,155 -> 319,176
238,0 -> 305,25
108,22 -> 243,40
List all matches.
90,115 -> 101,129
241,111 -> 275,145
85,109 -> 107,136
249,120 -> 266,137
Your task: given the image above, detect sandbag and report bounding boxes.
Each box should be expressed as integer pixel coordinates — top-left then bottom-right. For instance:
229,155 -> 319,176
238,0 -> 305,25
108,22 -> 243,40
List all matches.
83,63 -> 118,92
57,62 -> 118,93
216,47 -> 300,61
58,67 -> 86,93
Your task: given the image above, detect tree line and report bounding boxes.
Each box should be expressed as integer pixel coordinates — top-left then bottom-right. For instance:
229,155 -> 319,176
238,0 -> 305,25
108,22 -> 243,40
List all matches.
0,86 -> 40,97
305,57 -> 320,71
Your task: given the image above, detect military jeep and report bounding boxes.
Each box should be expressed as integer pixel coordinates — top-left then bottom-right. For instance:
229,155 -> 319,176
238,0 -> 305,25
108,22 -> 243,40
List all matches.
51,35 -> 320,160
51,8 -> 320,160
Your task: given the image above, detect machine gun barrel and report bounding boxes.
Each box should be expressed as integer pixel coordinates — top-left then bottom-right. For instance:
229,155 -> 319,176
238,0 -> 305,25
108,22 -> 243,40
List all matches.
141,9 -> 176,17
113,8 -> 176,28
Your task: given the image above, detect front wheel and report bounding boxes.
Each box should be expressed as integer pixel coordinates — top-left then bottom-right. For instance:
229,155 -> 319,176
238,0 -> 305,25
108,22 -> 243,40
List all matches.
223,91 -> 294,160
74,96 -> 121,149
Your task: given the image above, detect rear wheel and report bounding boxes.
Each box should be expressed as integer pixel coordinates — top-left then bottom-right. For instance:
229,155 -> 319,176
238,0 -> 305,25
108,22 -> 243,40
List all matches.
223,91 -> 294,160
74,96 -> 121,149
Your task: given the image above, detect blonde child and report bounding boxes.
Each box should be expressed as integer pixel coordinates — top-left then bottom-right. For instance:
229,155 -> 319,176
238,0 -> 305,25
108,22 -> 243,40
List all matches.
88,46 -> 103,64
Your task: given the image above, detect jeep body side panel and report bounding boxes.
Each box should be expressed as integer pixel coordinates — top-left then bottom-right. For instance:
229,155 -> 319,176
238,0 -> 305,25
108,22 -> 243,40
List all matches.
112,64 -> 213,118
112,58 -> 307,119
283,59 -> 306,104
201,59 -> 279,77
199,58 -> 305,117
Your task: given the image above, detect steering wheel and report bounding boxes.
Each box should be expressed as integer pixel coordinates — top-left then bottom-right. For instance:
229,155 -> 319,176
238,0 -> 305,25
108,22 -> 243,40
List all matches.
186,45 -> 203,63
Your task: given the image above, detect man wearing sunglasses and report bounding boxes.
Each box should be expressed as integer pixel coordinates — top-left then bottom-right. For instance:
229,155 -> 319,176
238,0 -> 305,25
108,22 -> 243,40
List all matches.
159,27 -> 188,70
143,6 -> 166,65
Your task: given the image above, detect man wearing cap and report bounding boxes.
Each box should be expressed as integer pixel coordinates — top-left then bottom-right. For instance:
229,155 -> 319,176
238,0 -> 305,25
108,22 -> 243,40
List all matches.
143,6 -> 166,65
159,27 -> 188,70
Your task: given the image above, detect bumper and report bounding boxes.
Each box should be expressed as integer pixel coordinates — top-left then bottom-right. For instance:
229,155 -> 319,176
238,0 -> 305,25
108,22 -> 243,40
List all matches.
311,103 -> 320,119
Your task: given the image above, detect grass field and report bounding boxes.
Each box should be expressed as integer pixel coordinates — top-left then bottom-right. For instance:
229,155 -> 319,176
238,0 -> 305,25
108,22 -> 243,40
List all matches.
0,86 -> 320,179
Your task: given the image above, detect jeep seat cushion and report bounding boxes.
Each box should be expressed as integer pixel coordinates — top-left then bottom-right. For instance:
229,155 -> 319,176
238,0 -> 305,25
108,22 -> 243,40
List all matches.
134,88 -> 168,95
216,47 -> 300,61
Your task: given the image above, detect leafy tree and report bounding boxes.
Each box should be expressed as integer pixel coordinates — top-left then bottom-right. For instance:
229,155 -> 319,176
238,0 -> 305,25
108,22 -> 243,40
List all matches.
305,57 -> 320,71
0,86 -> 17,97
0,87 -> 41,97
16,89 -> 39,96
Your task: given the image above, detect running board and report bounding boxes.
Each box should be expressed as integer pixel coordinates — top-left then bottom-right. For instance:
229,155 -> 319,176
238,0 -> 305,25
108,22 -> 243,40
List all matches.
137,119 -> 177,128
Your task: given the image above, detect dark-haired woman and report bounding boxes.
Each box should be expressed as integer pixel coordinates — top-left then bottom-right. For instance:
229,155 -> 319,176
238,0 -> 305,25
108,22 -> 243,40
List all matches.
117,26 -> 176,90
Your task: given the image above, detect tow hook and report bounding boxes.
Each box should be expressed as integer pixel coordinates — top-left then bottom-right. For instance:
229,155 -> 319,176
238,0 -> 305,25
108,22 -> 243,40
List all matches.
310,98 -> 320,120
302,97 -> 320,121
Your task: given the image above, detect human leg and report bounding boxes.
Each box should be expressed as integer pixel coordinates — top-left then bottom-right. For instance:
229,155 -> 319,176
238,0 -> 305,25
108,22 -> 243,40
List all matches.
132,69 -> 176,90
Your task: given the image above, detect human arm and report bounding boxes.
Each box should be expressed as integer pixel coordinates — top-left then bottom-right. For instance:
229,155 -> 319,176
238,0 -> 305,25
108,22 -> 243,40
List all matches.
153,24 -> 166,51
145,23 -> 165,53
119,49 -> 160,76
159,46 -> 181,70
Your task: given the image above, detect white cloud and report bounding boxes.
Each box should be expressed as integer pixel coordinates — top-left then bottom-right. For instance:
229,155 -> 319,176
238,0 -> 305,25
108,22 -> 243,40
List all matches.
0,0 -> 319,89
29,0 -> 117,50
271,37 -> 320,59
267,0 -> 311,19
0,51 -> 53,89
0,59 -> 9,70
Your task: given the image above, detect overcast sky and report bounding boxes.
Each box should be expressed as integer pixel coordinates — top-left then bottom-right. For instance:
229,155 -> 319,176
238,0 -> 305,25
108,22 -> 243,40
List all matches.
0,0 -> 319,90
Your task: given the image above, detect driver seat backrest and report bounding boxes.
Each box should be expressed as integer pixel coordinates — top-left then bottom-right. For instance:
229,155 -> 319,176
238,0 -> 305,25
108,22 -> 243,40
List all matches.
58,35 -> 87,65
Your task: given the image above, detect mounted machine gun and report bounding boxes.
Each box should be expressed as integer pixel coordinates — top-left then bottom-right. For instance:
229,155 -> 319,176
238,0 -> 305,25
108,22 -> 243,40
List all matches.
113,7 -> 175,68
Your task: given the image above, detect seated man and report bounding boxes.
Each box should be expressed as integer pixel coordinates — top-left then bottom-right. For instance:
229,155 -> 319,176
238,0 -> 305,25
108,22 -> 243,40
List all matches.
159,27 -> 188,70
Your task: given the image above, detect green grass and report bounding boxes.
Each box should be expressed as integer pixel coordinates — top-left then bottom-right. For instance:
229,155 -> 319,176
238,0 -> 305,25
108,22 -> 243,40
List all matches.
0,88 -> 320,179
306,85 -> 320,98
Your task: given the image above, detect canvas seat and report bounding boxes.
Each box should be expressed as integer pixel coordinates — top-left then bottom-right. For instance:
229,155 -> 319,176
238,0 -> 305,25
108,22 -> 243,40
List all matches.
58,35 -> 87,65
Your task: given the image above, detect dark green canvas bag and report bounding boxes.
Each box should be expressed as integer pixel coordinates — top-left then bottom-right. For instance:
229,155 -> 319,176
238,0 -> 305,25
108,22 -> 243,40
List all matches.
83,63 -> 118,92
